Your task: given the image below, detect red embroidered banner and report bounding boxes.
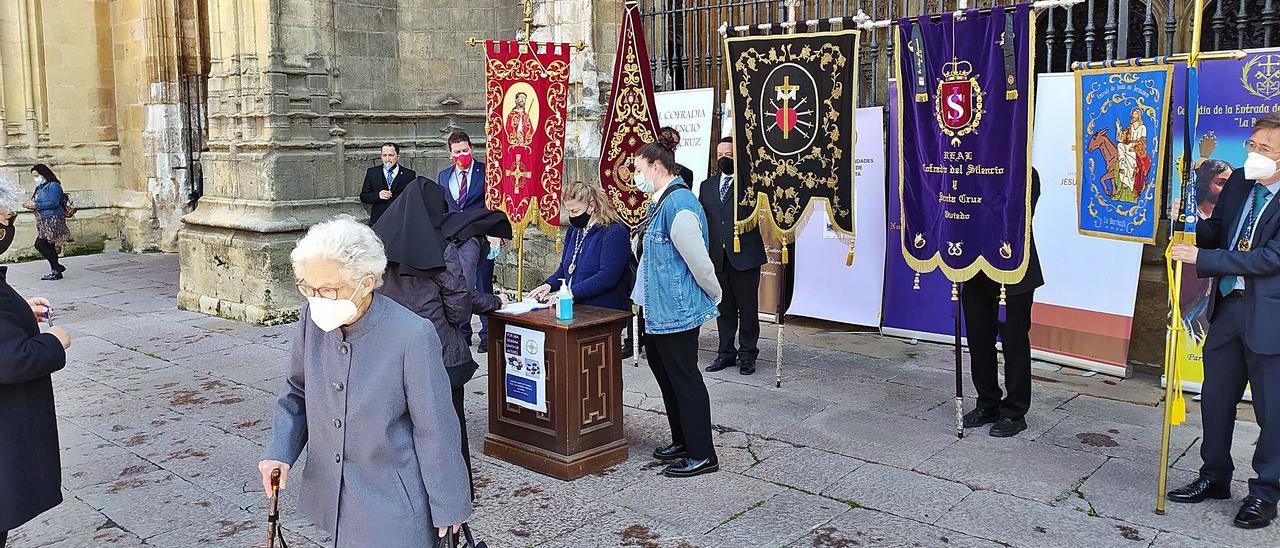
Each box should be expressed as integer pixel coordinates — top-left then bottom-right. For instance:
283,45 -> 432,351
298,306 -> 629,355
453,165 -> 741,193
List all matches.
484,40 -> 570,238
599,0 -> 660,229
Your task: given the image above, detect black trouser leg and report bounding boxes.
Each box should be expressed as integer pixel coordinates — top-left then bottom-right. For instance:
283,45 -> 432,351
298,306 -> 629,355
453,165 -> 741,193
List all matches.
961,281 -> 1002,413
646,327 -> 715,460
34,237 -> 61,271
1200,297 -> 1249,485
1245,343 -> 1280,502
997,290 -> 1034,419
730,266 -> 761,362
714,267 -> 739,360
645,332 -> 685,448
451,384 -> 475,500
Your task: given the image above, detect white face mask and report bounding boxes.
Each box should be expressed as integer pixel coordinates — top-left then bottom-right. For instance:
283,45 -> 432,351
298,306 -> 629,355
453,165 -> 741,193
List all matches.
307,280 -> 367,332
33,175 -> 45,184
1244,151 -> 1279,181
383,161 -> 396,171
634,169 -> 654,195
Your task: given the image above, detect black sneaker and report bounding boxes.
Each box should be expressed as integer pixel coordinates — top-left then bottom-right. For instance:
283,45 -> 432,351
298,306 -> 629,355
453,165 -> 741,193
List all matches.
41,271 -> 63,281
989,417 -> 1028,438
962,408 -> 998,428
477,339 -> 488,354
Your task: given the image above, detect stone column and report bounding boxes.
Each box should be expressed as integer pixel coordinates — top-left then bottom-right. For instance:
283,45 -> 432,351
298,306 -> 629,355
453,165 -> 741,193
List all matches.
178,0 -> 347,324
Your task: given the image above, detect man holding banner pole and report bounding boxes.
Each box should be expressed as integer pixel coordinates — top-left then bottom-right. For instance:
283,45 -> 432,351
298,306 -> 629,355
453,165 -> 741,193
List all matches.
1169,112 -> 1280,529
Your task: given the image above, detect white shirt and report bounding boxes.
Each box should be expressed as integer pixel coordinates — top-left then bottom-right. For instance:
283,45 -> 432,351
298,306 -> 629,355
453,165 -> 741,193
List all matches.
384,165 -> 400,188
1227,179 -> 1280,291
449,168 -> 471,202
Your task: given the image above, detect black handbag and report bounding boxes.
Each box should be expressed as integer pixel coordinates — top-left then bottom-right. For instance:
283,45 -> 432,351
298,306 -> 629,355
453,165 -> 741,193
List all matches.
433,524 -> 487,548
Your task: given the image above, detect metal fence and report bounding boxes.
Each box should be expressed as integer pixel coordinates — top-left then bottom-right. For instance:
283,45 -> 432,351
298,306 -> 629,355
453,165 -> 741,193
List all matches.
640,0 -> 1279,107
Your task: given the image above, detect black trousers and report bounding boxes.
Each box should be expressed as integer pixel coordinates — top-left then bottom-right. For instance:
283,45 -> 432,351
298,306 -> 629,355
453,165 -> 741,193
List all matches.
644,326 -> 716,460
715,263 -> 761,363
451,384 -> 475,500
34,237 -> 61,271
1200,295 -> 1280,502
961,279 -> 1034,420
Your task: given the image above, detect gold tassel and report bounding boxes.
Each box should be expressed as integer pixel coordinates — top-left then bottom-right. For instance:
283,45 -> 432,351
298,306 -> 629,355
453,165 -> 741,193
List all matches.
915,92 -> 928,103
951,282 -> 959,302
999,285 -> 1008,307
1006,89 -> 1019,101
845,240 -> 855,267
912,272 -> 921,290
780,236 -> 789,264
555,232 -> 563,253
733,231 -> 741,253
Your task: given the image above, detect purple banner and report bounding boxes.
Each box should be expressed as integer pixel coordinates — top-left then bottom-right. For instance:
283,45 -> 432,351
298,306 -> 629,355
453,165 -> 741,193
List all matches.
896,5 -> 1034,285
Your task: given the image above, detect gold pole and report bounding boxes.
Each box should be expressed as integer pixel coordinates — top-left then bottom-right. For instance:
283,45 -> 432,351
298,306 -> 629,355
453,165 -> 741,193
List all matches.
516,237 -> 525,300
1157,0 -> 1205,515
1068,50 -> 1244,71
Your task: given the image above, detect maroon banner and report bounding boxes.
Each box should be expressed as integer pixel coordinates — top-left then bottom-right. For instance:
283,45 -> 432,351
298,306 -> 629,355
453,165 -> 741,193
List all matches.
599,0 -> 660,228
484,40 -> 570,237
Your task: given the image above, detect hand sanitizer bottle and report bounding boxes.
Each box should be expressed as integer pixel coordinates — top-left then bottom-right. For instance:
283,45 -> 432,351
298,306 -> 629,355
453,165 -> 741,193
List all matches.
556,278 -> 574,321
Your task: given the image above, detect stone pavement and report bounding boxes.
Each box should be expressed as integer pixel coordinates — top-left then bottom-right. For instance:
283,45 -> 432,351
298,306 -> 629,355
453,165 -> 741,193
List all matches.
4,251 -> 1277,547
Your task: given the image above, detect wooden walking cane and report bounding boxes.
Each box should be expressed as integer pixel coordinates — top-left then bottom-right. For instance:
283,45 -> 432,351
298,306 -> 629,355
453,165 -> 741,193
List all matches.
267,468 -> 287,548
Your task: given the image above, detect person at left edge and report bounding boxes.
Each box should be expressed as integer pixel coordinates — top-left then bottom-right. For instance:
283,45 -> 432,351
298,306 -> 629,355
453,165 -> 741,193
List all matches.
438,131 -> 496,352
260,216 -> 471,546
1,176 -> 73,548
359,142 -> 417,226
1169,112 -> 1280,530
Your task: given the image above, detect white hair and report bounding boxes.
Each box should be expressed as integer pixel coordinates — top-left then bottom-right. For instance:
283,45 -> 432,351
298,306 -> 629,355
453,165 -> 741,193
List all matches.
0,175 -> 22,215
290,214 -> 387,289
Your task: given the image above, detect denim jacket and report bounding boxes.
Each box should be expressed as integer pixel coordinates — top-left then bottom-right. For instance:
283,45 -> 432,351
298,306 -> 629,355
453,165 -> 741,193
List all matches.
637,180 -> 719,334
32,181 -> 66,218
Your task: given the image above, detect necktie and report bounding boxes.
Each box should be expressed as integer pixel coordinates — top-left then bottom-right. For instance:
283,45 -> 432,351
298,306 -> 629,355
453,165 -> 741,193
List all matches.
1219,183 -> 1272,296
457,170 -> 469,202
385,167 -> 394,189
720,176 -> 733,204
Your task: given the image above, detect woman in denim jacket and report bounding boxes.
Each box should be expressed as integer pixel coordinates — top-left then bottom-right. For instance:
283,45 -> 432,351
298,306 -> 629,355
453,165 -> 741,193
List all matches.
630,142 -> 723,479
21,165 -> 70,280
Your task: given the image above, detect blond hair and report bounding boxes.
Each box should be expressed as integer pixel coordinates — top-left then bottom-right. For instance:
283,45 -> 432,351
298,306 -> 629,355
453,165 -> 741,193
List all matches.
563,180 -> 620,225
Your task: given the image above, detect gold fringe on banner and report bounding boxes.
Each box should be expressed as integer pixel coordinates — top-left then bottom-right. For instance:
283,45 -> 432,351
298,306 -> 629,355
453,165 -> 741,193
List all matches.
915,93 -> 928,103
1006,90 -> 1019,100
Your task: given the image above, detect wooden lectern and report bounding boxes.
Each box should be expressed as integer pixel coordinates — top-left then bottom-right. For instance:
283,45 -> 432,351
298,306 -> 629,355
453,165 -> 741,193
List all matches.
484,305 -> 632,480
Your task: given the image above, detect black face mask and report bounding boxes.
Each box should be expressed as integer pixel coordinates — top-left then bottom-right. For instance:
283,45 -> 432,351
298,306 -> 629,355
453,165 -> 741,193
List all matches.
0,217 -> 14,256
569,211 -> 591,229
718,157 -> 735,176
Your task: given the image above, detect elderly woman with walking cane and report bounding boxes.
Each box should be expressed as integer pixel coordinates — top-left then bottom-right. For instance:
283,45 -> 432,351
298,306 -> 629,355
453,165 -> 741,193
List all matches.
257,215 -> 471,547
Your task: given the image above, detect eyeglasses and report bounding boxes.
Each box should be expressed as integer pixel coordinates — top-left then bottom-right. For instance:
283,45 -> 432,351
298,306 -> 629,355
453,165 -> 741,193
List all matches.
1245,139 -> 1279,156
296,282 -> 343,300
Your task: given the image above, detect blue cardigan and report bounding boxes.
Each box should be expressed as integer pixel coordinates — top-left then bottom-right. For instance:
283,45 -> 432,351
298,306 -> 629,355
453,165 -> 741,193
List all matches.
545,223 -> 631,311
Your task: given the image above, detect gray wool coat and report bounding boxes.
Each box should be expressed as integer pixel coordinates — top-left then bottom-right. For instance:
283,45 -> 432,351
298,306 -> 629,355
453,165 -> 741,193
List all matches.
265,294 -> 472,547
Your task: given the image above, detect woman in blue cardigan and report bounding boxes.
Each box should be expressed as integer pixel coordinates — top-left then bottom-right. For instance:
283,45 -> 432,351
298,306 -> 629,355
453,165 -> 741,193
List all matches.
527,180 -> 631,312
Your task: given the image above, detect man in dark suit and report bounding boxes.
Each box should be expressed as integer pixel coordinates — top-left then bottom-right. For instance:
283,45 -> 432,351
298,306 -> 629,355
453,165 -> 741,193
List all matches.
960,168 -> 1044,438
1168,113 -> 1280,530
437,131 -> 495,351
359,142 -> 417,225
699,136 -> 766,375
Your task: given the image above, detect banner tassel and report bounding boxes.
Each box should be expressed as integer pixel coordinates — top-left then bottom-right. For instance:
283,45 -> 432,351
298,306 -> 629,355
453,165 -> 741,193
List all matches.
951,282 -> 959,302
998,285 -> 1007,323
913,272 -> 921,290
780,236 -> 789,264
845,240 -> 855,267
1006,90 -> 1019,100
915,92 -> 929,103
734,231 -> 741,253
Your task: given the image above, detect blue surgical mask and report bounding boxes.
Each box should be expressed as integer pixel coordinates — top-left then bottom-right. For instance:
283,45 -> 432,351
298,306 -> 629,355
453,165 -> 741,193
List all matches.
487,242 -> 501,260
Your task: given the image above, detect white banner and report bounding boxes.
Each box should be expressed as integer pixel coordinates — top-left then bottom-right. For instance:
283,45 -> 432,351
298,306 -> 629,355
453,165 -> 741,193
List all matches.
656,88 -> 716,191
503,326 -> 546,412
786,106 -> 887,327
1028,73 -> 1143,376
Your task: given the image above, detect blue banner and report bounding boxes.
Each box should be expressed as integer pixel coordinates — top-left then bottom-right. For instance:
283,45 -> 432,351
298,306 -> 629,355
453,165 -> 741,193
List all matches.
895,5 -> 1035,285
1075,66 -> 1173,243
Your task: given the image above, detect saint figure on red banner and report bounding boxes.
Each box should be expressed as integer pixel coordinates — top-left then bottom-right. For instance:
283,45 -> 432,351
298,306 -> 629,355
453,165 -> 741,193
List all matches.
505,91 -> 537,150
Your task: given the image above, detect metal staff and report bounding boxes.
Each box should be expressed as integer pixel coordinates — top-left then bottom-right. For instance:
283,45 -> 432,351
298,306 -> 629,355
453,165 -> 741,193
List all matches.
953,284 -> 964,439
1156,0 -> 1205,515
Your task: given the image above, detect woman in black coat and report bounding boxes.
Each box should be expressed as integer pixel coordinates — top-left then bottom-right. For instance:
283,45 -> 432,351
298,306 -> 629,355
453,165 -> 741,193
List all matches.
0,182 -> 72,546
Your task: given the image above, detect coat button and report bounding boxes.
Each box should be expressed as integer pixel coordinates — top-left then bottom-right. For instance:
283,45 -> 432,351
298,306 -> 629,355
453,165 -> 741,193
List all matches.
335,453 -> 342,463
334,419 -> 343,429
334,383 -> 345,392
339,345 -> 349,355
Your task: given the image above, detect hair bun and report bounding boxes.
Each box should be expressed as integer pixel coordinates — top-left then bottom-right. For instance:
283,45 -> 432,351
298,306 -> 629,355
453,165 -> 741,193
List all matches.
657,134 -> 677,152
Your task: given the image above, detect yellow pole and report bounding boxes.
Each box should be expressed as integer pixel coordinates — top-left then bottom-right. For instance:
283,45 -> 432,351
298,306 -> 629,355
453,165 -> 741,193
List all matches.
1157,0 -> 1205,514
516,237 -> 524,300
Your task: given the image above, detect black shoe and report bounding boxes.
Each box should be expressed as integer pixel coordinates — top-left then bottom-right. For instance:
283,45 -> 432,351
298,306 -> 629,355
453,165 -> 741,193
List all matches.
622,338 -> 634,359
652,444 -> 687,461
54,264 -> 66,273
663,456 -> 719,478
477,339 -> 488,354
962,408 -> 999,429
1167,477 -> 1232,503
1234,496 -> 1277,529
739,361 -> 757,375
988,417 -> 1028,438
41,271 -> 63,281
704,357 -> 734,373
